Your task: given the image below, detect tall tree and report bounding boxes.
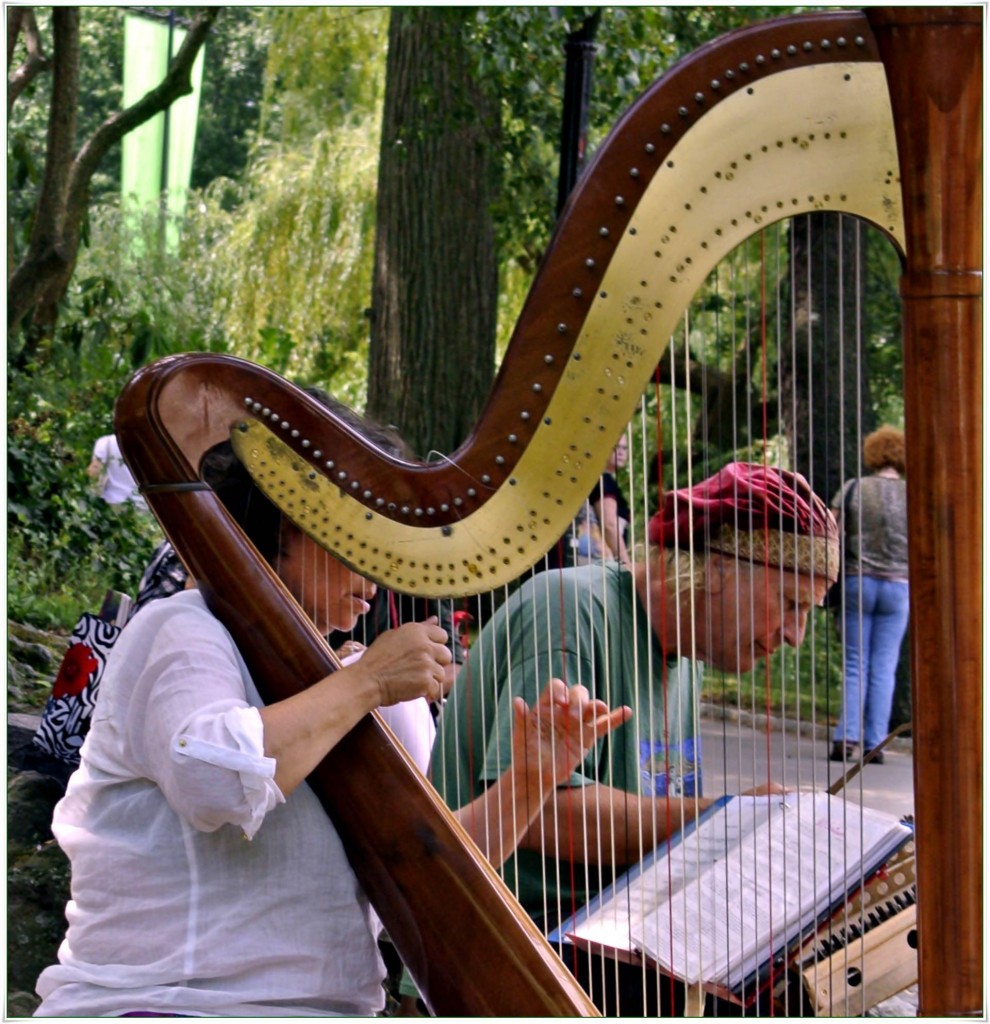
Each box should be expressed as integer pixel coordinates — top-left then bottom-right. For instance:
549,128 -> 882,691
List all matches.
6,6 -> 218,358
367,7 -> 499,457
780,213 -> 879,503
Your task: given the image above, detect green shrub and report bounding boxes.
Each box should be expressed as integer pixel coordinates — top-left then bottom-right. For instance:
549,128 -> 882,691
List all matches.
8,358 -> 164,631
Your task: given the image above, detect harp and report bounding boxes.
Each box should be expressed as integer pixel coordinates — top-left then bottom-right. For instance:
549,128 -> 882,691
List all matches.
115,6 -> 980,1016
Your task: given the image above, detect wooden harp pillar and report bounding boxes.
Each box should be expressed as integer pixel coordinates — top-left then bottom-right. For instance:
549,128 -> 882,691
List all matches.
868,7 -> 983,1016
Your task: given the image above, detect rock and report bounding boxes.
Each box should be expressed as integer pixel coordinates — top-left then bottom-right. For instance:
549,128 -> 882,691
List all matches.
8,770 -> 66,846
7,839 -> 71,1016
7,632 -> 58,672
7,620 -> 68,713
8,629 -> 74,1017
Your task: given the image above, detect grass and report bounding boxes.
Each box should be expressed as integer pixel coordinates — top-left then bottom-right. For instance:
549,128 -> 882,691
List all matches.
6,542 -> 124,633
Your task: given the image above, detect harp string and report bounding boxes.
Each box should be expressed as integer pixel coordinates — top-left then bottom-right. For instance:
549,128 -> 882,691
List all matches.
845,214 -> 871,1017
760,226 -> 781,999
784,212 -> 808,904
442,212 -> 906,1014
652,357 -> 679,1014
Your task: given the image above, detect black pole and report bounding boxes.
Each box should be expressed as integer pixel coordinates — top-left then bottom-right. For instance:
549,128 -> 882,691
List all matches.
555,9 -> 601,217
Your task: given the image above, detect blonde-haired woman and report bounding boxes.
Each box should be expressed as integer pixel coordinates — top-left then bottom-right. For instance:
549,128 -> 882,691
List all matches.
830,426 -> 910,764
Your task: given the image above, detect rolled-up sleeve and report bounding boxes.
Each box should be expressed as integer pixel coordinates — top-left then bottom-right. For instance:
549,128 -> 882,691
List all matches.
170,704 -> 283,837
121,600 -> 286,839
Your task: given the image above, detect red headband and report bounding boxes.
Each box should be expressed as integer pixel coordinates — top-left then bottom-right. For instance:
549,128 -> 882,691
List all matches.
648,462 -> 840,581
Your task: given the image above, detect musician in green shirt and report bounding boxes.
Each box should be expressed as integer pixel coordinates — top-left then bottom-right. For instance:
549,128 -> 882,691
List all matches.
433,559 -> 701,925
432,462 -> 839,1013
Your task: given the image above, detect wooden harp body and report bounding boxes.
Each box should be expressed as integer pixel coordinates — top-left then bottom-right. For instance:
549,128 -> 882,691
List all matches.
116,6 -> 980,1016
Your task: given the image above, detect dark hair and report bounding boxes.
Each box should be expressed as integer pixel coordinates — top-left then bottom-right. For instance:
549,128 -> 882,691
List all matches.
199,386 -> 409,564
200,441 -> 286,564
306,386 -> 412,458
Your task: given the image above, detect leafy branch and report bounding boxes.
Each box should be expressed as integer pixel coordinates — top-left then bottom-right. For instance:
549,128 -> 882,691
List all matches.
7,6 -> 220,356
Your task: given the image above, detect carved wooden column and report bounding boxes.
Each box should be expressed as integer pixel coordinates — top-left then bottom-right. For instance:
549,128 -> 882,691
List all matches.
868,7 -> 983,1016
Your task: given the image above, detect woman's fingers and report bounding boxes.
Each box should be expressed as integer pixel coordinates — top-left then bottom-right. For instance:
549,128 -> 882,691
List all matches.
528,679 -> 631,744
363,620 -> 453,705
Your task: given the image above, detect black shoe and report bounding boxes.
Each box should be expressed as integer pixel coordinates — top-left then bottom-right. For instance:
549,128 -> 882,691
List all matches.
864,748 -> 885,765
830,741 -> 859,762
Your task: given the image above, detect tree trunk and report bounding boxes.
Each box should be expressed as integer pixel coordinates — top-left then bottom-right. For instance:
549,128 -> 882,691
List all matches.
7,7 -> 217,360
368,8 -> 499,458
779,213 -> 876,504
9,8 -> 80,355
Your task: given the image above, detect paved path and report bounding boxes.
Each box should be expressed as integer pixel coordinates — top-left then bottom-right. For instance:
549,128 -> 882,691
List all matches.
698,712 -> 915,819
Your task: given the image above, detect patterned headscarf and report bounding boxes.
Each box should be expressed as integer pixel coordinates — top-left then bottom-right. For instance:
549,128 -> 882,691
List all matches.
648,462 -> 840,581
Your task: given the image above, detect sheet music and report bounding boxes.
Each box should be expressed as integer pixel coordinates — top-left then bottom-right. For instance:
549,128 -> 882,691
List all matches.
566,794 -> 911,992
632,793 -> 910,988
569,796 -> 772,950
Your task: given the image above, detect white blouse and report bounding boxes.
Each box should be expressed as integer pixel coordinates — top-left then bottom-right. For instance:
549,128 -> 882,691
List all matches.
36,589 -> 386,1017
342,650 -> 436,775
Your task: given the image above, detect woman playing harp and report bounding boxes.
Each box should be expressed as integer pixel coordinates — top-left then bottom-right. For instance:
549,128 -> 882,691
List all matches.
35,413 -> 629,1018
35,4 -> 981,1015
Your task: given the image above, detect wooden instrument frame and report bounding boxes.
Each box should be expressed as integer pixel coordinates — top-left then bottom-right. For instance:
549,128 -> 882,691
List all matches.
116,7 -> 981,1016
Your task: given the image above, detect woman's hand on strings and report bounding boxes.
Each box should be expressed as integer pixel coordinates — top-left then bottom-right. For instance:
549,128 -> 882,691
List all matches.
261,619 -> 448,798
461,680 -> 631,867
511,679 -> 631,788
359,617 -> 452,707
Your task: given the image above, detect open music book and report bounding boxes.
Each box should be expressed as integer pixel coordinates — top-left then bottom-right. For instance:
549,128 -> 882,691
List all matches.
551,792 -> 913,997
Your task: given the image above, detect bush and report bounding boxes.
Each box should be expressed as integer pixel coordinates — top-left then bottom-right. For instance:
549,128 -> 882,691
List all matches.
7,358 -> 164,631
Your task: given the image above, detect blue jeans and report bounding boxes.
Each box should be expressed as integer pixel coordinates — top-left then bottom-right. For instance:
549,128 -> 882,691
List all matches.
834,575 -> 910,750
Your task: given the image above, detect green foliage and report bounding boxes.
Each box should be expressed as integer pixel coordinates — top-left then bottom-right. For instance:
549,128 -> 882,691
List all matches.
5,186 -> 230,372
143,7 -> 390,397
261,7 -> 387,144
862,234 -> 905,424
7,8 -> 267,236
191,123 -> 379,394
7,8 -> 126,265
191,9 -> 269,189
7,8 -> 385,632
7,355 -> 163,631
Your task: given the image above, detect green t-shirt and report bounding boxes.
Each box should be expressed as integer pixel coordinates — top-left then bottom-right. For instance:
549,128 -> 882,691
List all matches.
431,563 -> 701,925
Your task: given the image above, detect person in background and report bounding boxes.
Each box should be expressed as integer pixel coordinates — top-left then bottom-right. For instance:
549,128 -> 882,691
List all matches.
549,430 -> 633,571
589,430 -> 632,568
830,426 -> 910,765
87,433 -> 146,510
433,462 -> 838,1015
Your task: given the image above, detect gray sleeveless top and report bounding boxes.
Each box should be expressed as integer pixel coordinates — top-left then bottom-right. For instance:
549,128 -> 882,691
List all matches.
832,473 -> 909,580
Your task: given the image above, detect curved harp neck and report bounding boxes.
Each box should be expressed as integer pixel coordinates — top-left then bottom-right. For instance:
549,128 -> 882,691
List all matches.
115,356 -> 598,1017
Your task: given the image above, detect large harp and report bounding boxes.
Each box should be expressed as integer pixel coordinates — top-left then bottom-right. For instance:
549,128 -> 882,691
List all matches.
116,7 -> 980,1016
